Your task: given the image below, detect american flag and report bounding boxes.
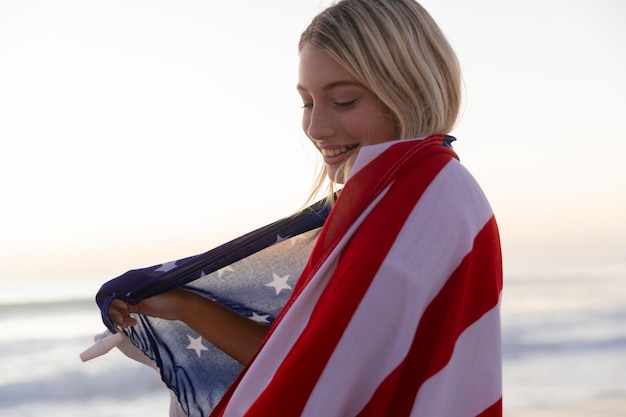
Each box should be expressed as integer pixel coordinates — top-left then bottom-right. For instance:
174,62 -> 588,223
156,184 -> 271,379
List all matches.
96,135 -> 502,417
96,199 -> 330,417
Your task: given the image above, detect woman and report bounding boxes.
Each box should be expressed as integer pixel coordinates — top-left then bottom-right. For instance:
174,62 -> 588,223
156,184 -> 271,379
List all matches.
109,1 -> 503,415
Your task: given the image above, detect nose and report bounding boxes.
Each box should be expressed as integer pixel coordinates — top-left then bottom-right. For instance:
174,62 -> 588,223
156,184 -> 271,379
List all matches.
303,105 -> 334,141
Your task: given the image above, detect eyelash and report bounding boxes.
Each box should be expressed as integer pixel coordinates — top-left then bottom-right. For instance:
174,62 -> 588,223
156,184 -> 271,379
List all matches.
335,99 -> 357,108
301,99 -> 358,110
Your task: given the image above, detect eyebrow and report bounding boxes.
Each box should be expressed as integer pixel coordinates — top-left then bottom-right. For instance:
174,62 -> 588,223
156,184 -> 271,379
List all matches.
296,80 -> 364,93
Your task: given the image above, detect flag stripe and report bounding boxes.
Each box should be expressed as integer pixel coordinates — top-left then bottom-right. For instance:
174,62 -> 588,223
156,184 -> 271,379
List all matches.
218,192 -> 390,417
216,136 -> 503,417
309,160 -> 499,417
478,397 -> 504,417
360,216 -> 502,417
246,153 -> 452,416
215,135 -> 457,417
410,300 -> 502,416
357,216 -> 501,416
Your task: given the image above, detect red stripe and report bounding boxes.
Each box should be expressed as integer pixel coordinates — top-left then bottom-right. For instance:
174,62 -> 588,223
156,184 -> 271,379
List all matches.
297,135 -> 455,294
359,216 -> 502,416
244,141 -> 457,416
478,397 -> 503,417
211,136 -> 458,416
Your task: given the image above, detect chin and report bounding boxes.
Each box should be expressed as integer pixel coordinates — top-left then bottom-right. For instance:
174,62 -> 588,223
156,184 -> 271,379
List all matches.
327,156 -> 357,184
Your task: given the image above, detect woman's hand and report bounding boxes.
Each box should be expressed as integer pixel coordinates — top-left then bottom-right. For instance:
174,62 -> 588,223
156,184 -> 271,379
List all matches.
107,287 -> 269,364
108,288 -> 193,329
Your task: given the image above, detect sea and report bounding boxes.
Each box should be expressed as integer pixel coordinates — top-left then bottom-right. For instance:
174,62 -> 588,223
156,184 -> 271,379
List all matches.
1,271 -> 625,417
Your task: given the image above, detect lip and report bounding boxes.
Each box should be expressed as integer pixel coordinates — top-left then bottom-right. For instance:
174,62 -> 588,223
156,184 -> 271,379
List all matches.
318,144 -> 360,165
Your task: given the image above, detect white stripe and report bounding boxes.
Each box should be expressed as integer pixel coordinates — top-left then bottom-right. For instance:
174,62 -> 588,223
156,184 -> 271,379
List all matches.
411,300 -> 503,417
222,191 -> 387,416
302,160 -> 495,416
347,136 -> 427,180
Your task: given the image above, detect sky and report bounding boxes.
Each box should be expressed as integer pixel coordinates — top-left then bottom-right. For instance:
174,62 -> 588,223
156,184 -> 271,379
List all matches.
1,0 -> 625,301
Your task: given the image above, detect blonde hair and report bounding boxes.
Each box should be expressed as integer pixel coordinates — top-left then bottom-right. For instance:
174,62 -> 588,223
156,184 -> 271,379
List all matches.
299,0 -> 462,204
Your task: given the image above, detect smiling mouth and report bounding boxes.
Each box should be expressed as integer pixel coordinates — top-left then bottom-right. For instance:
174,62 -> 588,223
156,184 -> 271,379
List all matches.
320,144 -> 359,157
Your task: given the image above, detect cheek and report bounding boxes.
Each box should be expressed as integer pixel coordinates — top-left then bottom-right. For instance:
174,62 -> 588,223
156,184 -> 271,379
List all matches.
363,111 -> 398,144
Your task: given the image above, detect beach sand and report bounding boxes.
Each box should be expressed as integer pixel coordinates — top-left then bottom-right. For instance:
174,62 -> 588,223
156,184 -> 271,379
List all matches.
506,396 -> 626,417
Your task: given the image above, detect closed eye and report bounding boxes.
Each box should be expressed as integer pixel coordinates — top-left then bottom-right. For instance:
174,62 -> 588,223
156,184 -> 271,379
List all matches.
335,99 -> 358,108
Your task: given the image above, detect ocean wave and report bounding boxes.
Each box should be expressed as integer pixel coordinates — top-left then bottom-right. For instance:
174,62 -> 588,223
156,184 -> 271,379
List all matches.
504,334 -> 626,359
0,362 -> 167,408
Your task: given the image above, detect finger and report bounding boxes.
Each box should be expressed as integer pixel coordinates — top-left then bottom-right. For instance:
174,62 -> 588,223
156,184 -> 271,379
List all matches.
108,299 -> 138,327
108,307 -> 122,324
111,312 -> 137,329
110,298 -> 129,312
122,316 -> 138,328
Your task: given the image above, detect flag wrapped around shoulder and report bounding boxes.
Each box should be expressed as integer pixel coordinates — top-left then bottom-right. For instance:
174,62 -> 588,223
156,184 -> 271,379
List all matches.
95,199 -> 330,417
210,135 -> 503,417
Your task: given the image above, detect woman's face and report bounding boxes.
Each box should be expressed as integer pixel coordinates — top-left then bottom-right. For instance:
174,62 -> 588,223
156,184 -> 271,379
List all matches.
297,44 -> 397,183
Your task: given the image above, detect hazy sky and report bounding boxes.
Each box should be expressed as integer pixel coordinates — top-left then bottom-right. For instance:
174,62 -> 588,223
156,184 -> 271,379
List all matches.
1,0 -> 625,300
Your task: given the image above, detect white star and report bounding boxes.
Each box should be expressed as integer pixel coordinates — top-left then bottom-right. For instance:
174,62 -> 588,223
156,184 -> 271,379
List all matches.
217,265 -> 235,277
155,261 -> 178,273
249,312 -> 271,324
186,335 -> 208,358
265,273 -> 291,295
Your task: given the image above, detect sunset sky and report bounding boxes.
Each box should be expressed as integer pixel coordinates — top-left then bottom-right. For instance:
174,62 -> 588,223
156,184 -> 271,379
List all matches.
1,0 -> 624,302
